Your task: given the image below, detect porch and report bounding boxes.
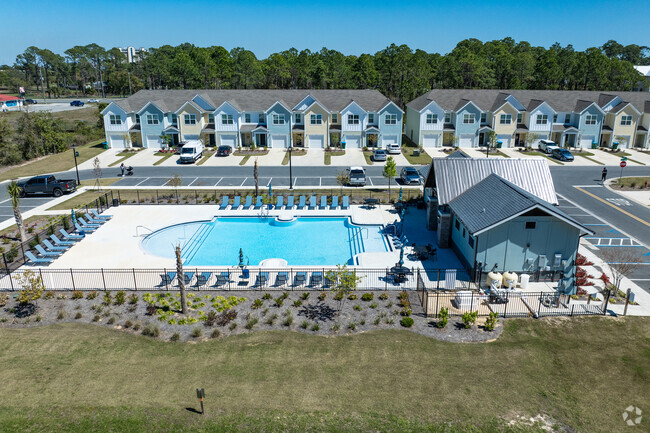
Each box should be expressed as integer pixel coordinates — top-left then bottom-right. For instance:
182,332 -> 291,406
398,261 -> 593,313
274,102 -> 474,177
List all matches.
551,125 -> 578,147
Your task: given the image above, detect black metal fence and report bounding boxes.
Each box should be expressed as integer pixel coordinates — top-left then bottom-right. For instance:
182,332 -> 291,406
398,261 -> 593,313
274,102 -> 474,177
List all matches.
1,191 -> 115,273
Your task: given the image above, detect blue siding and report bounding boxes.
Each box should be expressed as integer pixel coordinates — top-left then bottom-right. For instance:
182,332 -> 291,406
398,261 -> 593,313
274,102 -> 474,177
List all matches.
139,105 -> 165,147
455,103 -> 481,137
266,103 -> 291,137
579,105 -> 603,140
379,103 -> 403,145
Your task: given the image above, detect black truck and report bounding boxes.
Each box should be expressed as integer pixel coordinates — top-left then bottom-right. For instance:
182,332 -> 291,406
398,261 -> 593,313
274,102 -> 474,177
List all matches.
17,175 -> 77,197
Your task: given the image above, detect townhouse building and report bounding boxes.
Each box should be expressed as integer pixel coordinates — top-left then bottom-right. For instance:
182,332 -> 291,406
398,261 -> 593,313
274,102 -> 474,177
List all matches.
101,89 -> 403,150
406,89 -> 650,150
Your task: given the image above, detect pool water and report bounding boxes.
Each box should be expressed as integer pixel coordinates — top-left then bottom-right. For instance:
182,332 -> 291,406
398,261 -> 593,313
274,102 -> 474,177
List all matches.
142,217 -> 389,266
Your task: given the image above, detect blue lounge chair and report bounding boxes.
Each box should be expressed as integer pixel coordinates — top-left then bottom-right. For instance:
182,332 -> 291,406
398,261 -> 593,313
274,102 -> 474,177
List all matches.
75,222 -> 96,233
286,196 -> 295,209
311,272 -> 323,286
84,214 -> 105,225
219,196 -> 229,210
331,196 -> 339,209
215,272 -> 229,286
254,196 -> 263,209
309,196 -> 317,209
43,239 -> 68,251
35,244 -> 60,257
320,196 -> 327,209
276,272 -> 288,287
294,272 -> 307,286
80,217 -> 101,227
60,229 -> 83,240
232,196 -> 241,209
342,196 -> 350,209
196,272 -> 211,287
160,272 -> 176,286
298,196 -> 306,209
91,209 -> 112,220
276,196 -> 284,209
25,251 -> 53,264
183,272 -> 195,285
51,234 -> 75,245
243,196 -> 253,209
255,272 -> 269,287
241,269 -> 250,280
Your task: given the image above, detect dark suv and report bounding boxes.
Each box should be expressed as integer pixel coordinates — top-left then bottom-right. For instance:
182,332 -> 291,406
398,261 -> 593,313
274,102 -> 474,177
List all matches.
400,167 -> 422,184
216,145 -> 232,156
70,100 -> 84,107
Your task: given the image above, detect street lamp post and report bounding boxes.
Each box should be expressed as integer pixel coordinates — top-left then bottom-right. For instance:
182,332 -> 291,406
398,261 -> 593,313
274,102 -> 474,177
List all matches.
72,145 -> 80,184
288,147 -> 293,190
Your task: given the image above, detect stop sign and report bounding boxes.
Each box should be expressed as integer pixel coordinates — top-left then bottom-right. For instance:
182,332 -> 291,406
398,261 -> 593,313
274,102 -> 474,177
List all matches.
620,161 -> 627,168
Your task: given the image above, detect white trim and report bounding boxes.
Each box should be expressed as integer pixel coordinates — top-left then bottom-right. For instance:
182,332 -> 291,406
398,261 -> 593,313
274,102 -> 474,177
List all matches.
378,99 -> 404,114
578,101 -> 605,115
174,100 -> 205,114
264,100 -> 292,114
136,101 -> 165,115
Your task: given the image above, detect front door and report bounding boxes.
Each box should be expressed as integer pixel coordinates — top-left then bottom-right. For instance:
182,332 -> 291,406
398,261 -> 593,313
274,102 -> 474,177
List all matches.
478,133 -> 485,145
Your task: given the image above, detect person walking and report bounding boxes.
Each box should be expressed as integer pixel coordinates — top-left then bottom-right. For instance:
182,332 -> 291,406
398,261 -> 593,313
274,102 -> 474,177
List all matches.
601,167 -> 608,182
120,162 -> 125,177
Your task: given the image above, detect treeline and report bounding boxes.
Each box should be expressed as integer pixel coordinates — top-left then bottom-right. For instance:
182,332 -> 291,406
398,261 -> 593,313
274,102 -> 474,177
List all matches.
2,38 -> 649,106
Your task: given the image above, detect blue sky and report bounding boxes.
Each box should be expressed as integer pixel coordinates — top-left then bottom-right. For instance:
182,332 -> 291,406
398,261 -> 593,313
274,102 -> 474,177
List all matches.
2,0 -> 648,65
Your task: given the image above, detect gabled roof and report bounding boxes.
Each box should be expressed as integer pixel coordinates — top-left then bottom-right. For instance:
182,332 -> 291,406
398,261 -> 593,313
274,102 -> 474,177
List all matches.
446,150 -> 470,159
575,100 -> 604,114
174,100 -> 204,114
610,101 -> 640,115
137,100 -> 168,114
101,101 -> 128,115
424,157 -> 558,205
449,174 -> 593,236
378,99 -> 404,114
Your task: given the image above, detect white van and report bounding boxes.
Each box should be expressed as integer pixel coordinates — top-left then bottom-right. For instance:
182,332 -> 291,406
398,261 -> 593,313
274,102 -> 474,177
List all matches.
179,140 -> 204,163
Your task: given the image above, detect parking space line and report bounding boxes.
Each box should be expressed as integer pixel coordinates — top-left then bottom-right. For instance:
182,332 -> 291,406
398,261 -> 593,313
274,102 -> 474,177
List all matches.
319,177 -> 322,187
368,177 -> 374,186
214,178 -> 223,186
567,214 -> 591,217
240,177 -> 248,187
583,223 -> 608,226
162,179 -> 171,186
0,199 -> 9,204
135,177 -> 150,186
266,178 -> 273,187
187,177 -> 199,187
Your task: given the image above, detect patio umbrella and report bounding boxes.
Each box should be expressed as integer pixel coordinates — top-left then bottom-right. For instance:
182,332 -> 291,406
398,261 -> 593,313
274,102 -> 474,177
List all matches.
71,209 -> 77,225
398,244 -> 404,267
398,187 -> 403,202
268,183 -> 272,197
238,248 -> 245,268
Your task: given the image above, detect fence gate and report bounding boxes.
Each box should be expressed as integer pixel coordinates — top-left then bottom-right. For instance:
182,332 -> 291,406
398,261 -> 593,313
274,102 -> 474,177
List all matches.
416,269 -> 428,316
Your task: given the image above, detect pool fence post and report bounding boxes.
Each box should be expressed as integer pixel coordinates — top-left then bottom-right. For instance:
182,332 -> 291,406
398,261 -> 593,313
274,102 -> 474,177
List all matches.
156,190 -> 159,204
623,289 -> 631,316
385,268 -> 388,290
132,268 -> 137,290
38,268 -> 45,290
2,253 -> 9,276
214,190 -> 217,204
137,190 -> 140,204
436,269 -> 440,290
194,190 -> 198,204
164,268 -> 169,290
69,268 -> 75,291
503,292 -> 509,318
101,268 -> 107,291
176,189 -> 179,204
537,293 -> 542,317
435,290 -> 439,318
118,190 -> 121,204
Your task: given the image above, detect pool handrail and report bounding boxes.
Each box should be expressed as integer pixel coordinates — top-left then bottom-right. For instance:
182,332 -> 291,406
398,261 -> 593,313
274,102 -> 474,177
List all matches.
220,196 -> 229,210
244,196 -> 253,209
232,196 -> 241,209
309,195 -> 316,209
286,196 -> 295,209
298,196 -> 306,209
320,196 -> 327,209
331,196 -> 339,209
342,196 -> 350,209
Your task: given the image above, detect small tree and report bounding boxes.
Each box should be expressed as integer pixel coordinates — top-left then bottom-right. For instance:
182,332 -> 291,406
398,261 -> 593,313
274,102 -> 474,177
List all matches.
168,174 -> 182,202
17,270 -> 45,306
336,170 -> 350,195
599,249 -> 640,296
526,132 -> 540,149
6,181 -> 26,242
614,135 -> 627,150
253,159 -> 259,197
175,244 -> 187,314
92,157 -> 102,191
326,264 -> 362,314
160,134 -> 173,150
485,130 -> 498,157
382,156 -> 397,202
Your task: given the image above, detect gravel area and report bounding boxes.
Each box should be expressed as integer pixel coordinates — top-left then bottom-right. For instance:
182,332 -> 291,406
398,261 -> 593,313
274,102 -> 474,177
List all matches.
0,290 -> 502,343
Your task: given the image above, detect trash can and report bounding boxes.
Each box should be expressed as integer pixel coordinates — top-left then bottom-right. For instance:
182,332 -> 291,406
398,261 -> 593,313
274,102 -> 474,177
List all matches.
341,141 -> 346,149
112,198 -> 120,207
612,142 -> 619,150
519,274 -> 530,290
413,149 -> 420,156
102,141 -> 109,150
496,140 -> 503,148
591,142 -> 598,149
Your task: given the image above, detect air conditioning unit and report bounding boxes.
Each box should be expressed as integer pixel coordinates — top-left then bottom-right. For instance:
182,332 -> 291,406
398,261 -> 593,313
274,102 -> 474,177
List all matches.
553,254 -> 562,268
538,255 -> 547,269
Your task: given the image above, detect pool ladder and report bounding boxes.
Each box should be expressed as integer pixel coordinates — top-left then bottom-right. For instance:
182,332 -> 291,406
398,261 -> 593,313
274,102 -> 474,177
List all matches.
135,225 -> 154,237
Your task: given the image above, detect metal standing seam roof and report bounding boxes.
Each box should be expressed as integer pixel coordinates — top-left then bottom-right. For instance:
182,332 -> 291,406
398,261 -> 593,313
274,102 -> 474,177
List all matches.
448,174 -> 592,236
427,157 -> 558,205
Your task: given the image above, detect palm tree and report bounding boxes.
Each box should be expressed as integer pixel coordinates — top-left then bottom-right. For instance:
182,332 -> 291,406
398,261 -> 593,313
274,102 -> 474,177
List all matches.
6,182 -> 26,242
175,244 -> 187,314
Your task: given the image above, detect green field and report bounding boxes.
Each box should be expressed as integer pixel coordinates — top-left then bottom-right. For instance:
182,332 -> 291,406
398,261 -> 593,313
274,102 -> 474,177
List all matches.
0,317 -> 647,432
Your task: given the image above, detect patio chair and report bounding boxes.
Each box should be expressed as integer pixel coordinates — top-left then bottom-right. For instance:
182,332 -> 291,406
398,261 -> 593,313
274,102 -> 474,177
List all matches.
60,229 -> 83,240
183,272 -> 195,285
219,196 -> 229,210
160,272 -> 176,286
276,196 -> 284,209
310,271 -> 323,287
80,217 -> 101,227
309,195 -> 317,209
75,222 -> 96,233
35,244 -> 61,257
255,272 -> 269,287
232,196 -> 241,210
91,209 -> 112,220
319,196 -> 327,209
215,272 -> 230,286
84,214 -> 105,225
342,196 -> 350,209
243,196 -> 253,209
298,196 -> 306,209
294,272 -> 307,286
331,196 -> 339,209
25,251 -> 53,264
51,234 -> 75,245
286,196 -> 295,209
196,272 -> 212,287
43,239 -> 68,251
254,196 -> 263,209
241,269 -> 250,280
426,244 -> 437,261
275,272 -> 288,287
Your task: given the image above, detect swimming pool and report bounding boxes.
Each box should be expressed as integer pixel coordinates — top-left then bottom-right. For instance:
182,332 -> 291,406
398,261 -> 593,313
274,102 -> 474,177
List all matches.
141,217 -> 389,266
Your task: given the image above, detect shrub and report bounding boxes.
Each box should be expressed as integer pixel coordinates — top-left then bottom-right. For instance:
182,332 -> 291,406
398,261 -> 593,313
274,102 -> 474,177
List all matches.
347,294 -> 357,300
274,297 -> 284,307
114,290 -> 126,305
300,320 -> 309,329
56,311 -> 65,320
361,293 -> 374,301
400,307 -> 412,316
170,333 -> 180,341
484,312 -> 499,331
44,291 -> 55,300
266,313 -> 278,325
35,315 -> 42,322
124,320 -> 133,328
311,323 -> 320,331
92,314 -> 100,322
301,292 -> 310,300
461,311 -> 478,329
145,304 -> 157,316
333,292 -> 344,301
386,318 -> 395,325
262,293 -> 272,300
128,294 -> 138,305
283,314 -> 293,327
102,292 -> 112,305
280,292 -> 289,300
86,291 -> 98,300
332,323 -> 341,331
71,291 -> 84,300
142,323 -> 160,337
369,302 -> 378,309
17,271 -> 45,305
229,322 -> 237,330
204,310 -> 218,326
192,327 -> 203,338
400,317 -> 414,328
0,294 -> 7,307
318,292 -> 327,301
348,322 -> 356,330
216,310 -> 238,327
74,312 -> 82,320
210,329 -> 221,338
133,322 -> 141,331
438,307 -> 449,328
373,317 -> 381,325
107,316 -> 115,325
293,300 -> 303,307
251,298 -> 264,309
360,319 -> 366,325
245,317 -> 259,330
353,305 -> 362,311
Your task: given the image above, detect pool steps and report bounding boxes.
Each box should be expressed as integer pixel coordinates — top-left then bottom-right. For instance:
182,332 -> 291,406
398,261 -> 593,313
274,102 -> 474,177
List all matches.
181,222 -> 215,262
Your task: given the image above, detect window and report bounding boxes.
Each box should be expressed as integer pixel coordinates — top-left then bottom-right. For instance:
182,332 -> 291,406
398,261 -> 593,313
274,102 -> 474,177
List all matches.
385,114 -> 397,125
368,113 -> 375,123
516,113 -> 523,123
245,113 -> 251,123
553,114 -> 558,123
295,113 -> 302,123
331,113 -> 338,123
480,113 -> 487,124
310,114 -> 322,125
468,236 -> 475,248
109,114 -> 121,125
585,114 -> 597,125
184,114 -> 196,125
221,114 -> 234,125
462,228 -> 466,238
462,113 -> 475,124
171,114 -> 178,126
134,114 -> 140,124
425,114 -> 438,124
259,113 -> 265,123
347,114 -> 359,125
499,114 -> 512,125
455,219 -> 460,230
272,114 -> 285,125
208,114 -> 215,124
146,114 -> 159,125
620,115 -> 633,126
525,221 -> 536,229
536,114 -> 548,125
444,112 -> 452,123
564,114 -> 571,124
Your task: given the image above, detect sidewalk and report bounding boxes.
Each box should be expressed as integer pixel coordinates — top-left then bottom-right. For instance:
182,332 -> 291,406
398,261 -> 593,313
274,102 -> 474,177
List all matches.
604,178 -> 650,207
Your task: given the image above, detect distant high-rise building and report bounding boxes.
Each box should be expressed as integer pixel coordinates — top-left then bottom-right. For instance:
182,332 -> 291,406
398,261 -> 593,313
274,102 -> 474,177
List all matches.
119,47 -> 147,63
634,66 -> 650,92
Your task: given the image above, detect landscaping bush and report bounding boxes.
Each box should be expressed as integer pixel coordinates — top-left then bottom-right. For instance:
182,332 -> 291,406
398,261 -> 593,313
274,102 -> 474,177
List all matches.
293,300 -> 303,307
44,291 -> 55,300
142,323 -> 160,337
318,292 -> 327,301
461,311 -> 478,329
245,317 -> 258,330
400,307 -> 412,316
56,311 -> 65,320
92,314 -> 100,322
74,312 -> 82,320
301,292 -> 310,300
438,307 -> 449,328
400,317 -> 414,328
107,316 -> 115,325
210,329 -> 220,338
170,332 -> 180,342
128,294 -> 139,305
0,294 -> 7,307
86,291 -> 98,300
114,290 -> 126,305
274,297 -> 284,307
262,293 -> 272,300
348,322 -> 356,330
311,323 -> 320,331
124,320 -> 133,328
102,292 -> 112,306
347,294 -> 357,300
484,312 -> 499,331
251,298 -> 264,309
145,304 -> 157,316
361,293 -> 374,302
300,320 -> 309,329
283,314 -> 293,327
71,291 -> 84,300
353,305 -> 362,311
280,292 -> 289,300
333,292 -> 344,301
216,310 -> 238,327
191,327 -> 202,338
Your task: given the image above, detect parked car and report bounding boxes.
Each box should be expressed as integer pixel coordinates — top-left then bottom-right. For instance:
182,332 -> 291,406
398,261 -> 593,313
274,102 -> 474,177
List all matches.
216,145 -> 232,156
70,100 -> 84,107
16,175 -> 77,198
386,143 -> 401,154
23,99 -> 37,104
538,139 -> 558,154
551,148 -> 574,162
373,149 -> 387,161
87,98 -> 99,103
400,167 -> 422,185
179,140 -> 204,163
345,167 -> 366,186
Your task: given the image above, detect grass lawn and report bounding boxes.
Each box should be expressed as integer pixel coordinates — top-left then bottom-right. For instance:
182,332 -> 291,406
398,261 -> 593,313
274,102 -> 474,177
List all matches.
402,148 -> 433,165
281,149 -> 306,165
78,177 -> 121,188
153,152 -> 175,166
108,151 -> 138,167
0,139 -> 106,182
0,317 -> 647,432
362,150 -> 374,165
520,150 -> 564,165
324,150 -> 345,165
574,151 -> 605,165
617,152 -> 646,166
48,189 -> 112,211
612,176 -> 650,189
196,150 -> 214,166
